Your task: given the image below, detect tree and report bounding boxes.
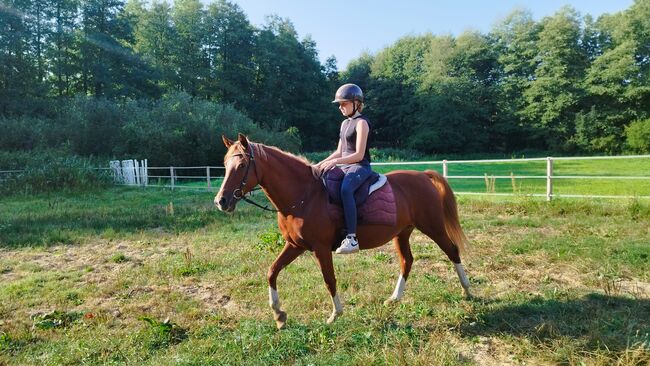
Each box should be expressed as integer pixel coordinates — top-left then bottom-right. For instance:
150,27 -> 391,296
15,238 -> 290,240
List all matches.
578,0 -> 650,153
171,0 -> 208,96
46,0 -> 80,97
522,7 -> 588,151
490,9 -> 541,151
78,0 -> 159,99
250,15 -> 331,150
413,32 -> 497,153
369,35 -> 433,148
341,52 -> 373,93
129,0 -> 177,92
204,0 -> 255,109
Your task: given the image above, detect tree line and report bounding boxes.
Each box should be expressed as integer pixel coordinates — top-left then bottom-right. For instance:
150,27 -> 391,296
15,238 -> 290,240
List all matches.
1,0 -> 649,167
354,1 -> 650,154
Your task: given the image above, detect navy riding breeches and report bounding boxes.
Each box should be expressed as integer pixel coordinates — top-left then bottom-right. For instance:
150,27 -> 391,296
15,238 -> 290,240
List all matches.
340,164 -> 373,234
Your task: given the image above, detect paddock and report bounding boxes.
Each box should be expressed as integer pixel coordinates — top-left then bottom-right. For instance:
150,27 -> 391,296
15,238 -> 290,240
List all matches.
0,187 -> 648,365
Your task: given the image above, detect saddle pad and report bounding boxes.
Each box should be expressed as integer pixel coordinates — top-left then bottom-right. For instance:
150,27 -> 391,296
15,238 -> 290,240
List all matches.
324,167 -> 380,206
327,180 -> 397,227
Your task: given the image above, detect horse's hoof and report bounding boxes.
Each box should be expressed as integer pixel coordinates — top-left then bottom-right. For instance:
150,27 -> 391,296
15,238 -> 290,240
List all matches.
326,312 -> 341,325
383,298 -> 398,306
463,290 -> 473,300
274,311 -> 287,329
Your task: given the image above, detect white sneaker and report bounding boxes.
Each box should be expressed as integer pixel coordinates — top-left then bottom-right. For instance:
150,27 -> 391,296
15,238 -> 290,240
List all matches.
336,235 -> 359,254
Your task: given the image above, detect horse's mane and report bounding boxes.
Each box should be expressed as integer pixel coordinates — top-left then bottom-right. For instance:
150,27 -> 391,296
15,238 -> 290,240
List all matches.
225,141 -> 321,181
257,143 -> 323,181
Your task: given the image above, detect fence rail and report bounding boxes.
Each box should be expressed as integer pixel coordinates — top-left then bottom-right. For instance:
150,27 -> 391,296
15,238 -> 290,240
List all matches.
2,155 -> 649,200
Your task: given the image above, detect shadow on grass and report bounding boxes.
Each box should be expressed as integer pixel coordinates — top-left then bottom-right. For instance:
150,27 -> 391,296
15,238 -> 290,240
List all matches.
462,293 -> 650,352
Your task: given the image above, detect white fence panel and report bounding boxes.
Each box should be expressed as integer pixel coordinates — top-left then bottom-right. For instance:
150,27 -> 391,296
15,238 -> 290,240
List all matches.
110,159 -> 148,186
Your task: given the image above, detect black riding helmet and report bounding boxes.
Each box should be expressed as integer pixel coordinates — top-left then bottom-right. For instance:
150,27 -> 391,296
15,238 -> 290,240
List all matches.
332,83 -> 364,116
332,83 -> 364,103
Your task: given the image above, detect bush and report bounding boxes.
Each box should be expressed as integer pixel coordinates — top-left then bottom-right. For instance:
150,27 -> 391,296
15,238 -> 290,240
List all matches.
0,93 -> 303,168
119,92 -> 302,166
0,116 -> 49,151
0,150 -> 112,195
625,118 -> 650,154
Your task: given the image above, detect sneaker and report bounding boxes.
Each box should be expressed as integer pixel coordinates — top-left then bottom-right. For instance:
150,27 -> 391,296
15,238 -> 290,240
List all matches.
336,235 -> 359,254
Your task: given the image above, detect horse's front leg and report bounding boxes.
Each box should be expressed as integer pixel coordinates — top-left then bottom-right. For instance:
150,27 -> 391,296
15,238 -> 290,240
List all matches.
267,242 -> 305,329
314,249 -> 343,324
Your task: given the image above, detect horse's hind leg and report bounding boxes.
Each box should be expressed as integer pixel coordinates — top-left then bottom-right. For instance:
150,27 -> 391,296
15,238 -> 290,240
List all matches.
416,220 -> 472,298
267,242 -> 306,329
385,226 -> 414,305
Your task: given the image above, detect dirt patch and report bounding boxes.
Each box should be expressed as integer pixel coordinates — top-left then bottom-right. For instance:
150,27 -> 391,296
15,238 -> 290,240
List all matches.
0,239 -> 176,283
174,283 -> 239,312
468,336 -> 521,366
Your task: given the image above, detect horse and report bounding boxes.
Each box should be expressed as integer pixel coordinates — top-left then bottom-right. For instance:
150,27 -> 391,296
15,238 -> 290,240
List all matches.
215,134 -> 471,329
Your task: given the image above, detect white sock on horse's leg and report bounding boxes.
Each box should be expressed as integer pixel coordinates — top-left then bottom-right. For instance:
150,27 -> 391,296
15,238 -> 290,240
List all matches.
327,294 -> 343,324
391,274 -> 406,301
269,286 -> 288,328
453,263 -> 471,297
384,274 -> 406,305
269,287 -> 280,311
333,294 -> 342,312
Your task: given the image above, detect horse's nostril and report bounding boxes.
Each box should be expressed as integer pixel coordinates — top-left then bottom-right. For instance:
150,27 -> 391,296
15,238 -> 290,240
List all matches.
218,197 -> 227,208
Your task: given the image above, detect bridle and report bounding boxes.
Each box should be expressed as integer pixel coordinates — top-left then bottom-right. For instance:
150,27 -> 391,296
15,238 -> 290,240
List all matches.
227,142 -> 277,213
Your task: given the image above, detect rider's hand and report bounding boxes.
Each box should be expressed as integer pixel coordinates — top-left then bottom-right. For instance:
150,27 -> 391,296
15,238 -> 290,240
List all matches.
320,159 -> 339,172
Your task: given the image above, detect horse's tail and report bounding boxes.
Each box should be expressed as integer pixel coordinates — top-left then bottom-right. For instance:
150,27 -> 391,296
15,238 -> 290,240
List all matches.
424,170 -> 469,256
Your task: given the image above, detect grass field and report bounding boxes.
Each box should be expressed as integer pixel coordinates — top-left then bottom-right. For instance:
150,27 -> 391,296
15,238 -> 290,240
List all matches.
168,155 -> 650,198
0,186 -> 648,365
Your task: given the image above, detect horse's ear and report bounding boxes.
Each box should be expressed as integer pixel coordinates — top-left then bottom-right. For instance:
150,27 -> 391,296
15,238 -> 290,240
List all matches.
237,133 -> 249,150
222,135 -> 234,148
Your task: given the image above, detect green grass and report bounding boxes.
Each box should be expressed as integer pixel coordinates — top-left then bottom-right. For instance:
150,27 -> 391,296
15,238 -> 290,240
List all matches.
0,187 -> 649,365
372,156 -> 650,197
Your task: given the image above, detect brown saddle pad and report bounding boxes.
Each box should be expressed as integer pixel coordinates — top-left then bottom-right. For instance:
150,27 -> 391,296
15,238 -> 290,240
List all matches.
327,180 -> 397,227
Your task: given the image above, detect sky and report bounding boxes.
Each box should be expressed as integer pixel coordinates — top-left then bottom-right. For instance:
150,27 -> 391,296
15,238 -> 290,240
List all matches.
205,0 -> 635,70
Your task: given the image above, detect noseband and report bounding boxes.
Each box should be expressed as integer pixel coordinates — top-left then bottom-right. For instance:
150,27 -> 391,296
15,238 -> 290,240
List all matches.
228,143 -> 277,212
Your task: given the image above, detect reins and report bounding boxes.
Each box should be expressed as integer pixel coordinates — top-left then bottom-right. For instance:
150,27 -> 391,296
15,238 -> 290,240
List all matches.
230,143 -> 278,213
240,188 -> 278,212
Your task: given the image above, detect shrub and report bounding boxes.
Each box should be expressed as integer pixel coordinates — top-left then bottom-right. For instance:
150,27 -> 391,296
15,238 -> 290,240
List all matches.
625,118 -> 650,154
0,150 -> 112,195
0,116 -> 48,151
0,93 -> 303,168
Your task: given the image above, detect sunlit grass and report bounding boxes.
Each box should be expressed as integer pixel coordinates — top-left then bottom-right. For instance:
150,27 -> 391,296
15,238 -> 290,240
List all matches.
0,187 -> 648,365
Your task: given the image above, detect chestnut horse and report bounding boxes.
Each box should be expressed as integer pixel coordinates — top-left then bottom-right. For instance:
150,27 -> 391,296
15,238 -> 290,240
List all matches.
215,134 -> 471,329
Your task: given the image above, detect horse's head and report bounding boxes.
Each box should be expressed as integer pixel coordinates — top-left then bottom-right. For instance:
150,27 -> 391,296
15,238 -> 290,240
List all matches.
214,133 -> 260,212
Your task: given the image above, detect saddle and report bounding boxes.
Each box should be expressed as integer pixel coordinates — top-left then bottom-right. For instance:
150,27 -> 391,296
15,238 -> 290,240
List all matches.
321,167 -> 397,229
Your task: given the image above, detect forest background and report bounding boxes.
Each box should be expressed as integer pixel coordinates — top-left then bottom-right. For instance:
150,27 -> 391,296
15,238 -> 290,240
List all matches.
1,0 -> 650,170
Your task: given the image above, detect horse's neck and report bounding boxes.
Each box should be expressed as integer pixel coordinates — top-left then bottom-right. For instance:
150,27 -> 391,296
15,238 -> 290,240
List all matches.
258,146 -> 318,214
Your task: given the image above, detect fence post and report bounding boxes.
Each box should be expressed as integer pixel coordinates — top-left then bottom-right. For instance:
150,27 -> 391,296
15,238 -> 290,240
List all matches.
143,159 -> 148,187
443,160 -> 448,179
170,167 -> 175,190
134,159 -> 141,186
206,166 -> 211,191
546,157 -> 553,201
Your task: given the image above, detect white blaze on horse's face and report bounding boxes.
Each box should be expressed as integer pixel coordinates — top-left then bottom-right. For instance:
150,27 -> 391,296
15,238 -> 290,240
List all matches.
215,151 -> 248,212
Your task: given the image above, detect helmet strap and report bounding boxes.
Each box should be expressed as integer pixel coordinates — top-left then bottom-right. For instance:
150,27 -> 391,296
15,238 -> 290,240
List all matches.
349,101 -> 361,117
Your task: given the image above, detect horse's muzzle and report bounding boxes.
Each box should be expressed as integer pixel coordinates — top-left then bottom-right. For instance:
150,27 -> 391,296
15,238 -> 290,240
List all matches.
215,195 -> 235,212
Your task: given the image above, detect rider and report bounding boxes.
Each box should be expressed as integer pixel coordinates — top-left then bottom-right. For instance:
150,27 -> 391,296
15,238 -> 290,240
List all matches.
315,83 -> 373,254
